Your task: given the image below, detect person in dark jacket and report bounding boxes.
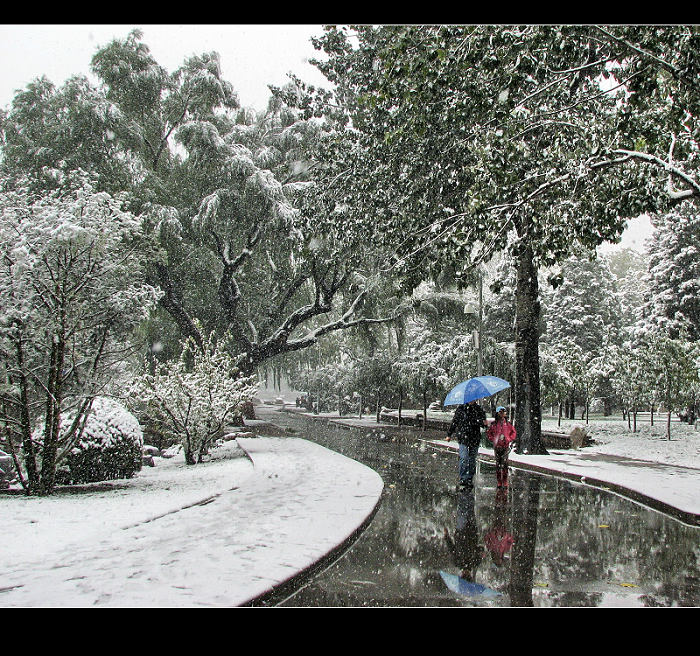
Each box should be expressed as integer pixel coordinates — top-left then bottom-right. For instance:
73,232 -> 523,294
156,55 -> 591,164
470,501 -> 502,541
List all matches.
446,400 -> 488,487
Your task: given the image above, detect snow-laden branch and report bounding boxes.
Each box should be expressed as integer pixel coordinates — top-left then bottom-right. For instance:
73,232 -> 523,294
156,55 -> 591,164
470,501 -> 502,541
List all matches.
593,25 -> 700,91
590,146 -> 700,200
265,289 -> 405,357
613,148 -> 700,200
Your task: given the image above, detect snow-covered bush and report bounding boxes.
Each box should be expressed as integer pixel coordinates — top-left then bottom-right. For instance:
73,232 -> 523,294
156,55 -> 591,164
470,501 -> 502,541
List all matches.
132,328 -> 258,465
61,397 -> 144,484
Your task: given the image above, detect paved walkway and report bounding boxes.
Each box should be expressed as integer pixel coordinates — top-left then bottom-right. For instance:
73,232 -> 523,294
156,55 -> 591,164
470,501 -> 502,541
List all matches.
425,439 -> 700,527
322,412 -> 699,526
321,412 -> 699,526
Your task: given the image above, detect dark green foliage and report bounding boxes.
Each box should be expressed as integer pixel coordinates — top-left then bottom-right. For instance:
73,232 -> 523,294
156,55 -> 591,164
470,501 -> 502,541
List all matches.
59,398 -> 143,485
63,433 -> 143,485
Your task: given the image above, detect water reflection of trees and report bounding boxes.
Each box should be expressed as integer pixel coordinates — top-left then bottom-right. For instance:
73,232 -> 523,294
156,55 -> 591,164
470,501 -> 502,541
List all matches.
506,470 -> 699,607
368,463 -> 700,606
509,474 -> 540,606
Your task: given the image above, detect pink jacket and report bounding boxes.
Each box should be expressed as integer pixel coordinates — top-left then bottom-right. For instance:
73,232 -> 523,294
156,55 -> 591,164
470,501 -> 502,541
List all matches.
487,418 -> 516,449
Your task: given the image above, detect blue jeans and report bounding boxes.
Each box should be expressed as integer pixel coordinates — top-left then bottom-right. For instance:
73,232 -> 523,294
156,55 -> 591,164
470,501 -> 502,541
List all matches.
459,442 -> 479,484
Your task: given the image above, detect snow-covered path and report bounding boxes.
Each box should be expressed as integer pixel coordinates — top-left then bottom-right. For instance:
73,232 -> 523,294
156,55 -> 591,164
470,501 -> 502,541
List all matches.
0,437 -> 383,607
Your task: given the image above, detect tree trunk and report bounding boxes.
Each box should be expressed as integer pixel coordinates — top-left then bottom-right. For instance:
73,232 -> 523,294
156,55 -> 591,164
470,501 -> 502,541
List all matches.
15,336 -> 38,492
604,396 -> 613,416
513,241 -> 547,455
38,331 -> 66,495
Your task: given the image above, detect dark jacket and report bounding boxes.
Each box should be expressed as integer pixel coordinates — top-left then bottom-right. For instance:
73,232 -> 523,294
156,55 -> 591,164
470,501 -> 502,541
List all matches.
448,403 -> 486,446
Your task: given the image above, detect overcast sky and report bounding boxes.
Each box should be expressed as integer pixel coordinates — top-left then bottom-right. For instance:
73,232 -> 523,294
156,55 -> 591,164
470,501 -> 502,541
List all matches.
0,24 -> 328,112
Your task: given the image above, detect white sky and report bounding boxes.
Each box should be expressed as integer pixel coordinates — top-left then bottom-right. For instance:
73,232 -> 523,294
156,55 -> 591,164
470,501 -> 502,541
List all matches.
0,24 -> 328,112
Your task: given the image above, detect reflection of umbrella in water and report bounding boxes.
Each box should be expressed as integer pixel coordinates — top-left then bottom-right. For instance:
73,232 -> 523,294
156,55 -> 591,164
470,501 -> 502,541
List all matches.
443,376 -> 511,407
439,570 -> 502,598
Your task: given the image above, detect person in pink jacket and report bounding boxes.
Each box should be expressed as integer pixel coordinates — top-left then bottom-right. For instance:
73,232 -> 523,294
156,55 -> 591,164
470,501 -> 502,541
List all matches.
486,406 -> 516,488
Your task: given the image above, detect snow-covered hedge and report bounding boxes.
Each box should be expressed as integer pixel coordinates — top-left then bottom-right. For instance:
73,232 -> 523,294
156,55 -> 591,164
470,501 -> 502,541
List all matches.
61,397 -> 144,484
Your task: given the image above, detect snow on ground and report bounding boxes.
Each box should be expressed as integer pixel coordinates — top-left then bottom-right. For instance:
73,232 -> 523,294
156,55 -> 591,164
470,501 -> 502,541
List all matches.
1,439 -> 255,567
541,416 -> 700,469
0,432 -> 383,607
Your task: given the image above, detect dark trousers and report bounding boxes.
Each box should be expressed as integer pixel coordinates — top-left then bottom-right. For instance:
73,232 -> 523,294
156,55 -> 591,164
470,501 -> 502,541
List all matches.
494,447 -> 509,472
494,447 -> 509,486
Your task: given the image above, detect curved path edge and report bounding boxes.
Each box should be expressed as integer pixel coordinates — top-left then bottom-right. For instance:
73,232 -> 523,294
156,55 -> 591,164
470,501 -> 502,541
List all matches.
235,437 -> 384,606
428,439 -> 700,528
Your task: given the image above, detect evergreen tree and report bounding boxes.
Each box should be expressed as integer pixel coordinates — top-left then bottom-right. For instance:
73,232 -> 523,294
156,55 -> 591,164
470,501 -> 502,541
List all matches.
640,208 -> 700,341
605,247 -> 649,333
542,254 -> 620,357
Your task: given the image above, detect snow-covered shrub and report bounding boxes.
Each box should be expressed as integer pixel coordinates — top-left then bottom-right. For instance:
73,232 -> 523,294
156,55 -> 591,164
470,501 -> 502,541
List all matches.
63,397 -> 144,484
132,328 -> 258,465
0,450 -> 15,488
0,176 -> 160,495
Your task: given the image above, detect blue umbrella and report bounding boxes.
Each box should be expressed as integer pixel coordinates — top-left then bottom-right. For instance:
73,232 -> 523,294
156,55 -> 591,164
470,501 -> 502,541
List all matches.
439,571 -> 502,598
443,375 -> 510,407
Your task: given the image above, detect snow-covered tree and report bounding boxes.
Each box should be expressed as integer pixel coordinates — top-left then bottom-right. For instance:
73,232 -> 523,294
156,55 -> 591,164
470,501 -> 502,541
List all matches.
309,25 -> 640,454
0,175 -> 160,495
539,347 -> 571,425
395,335 -> 450,424
640,209 -> 700,341
644,331 -> 699,439
605,247 -> 649,332
132,327 -> 257,464
2,30 -> 401,378
608,340 -> 652,431
543,254 -> 620,357
542,338 -> 596,422
0,75 -> 133,194
590,26 -> 700,206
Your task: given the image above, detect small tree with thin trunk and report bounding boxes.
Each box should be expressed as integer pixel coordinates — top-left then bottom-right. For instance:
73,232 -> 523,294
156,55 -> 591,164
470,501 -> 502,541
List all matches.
644,332 -> 699,440
132,327 -> 258,464
0,174 -> 159,495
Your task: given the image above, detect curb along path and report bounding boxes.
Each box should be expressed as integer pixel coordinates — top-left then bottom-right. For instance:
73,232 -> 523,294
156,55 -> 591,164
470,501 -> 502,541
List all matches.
294,409 -> 699,527
427,439 -> 700,527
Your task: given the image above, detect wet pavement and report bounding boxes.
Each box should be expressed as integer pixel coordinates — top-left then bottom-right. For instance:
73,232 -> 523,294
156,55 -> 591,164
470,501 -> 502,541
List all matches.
264,408 -> 700,607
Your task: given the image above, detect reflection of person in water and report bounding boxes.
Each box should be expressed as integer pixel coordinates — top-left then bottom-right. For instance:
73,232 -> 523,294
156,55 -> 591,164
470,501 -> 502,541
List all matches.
443,488 -> 483,581
484,487 -> 514,566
